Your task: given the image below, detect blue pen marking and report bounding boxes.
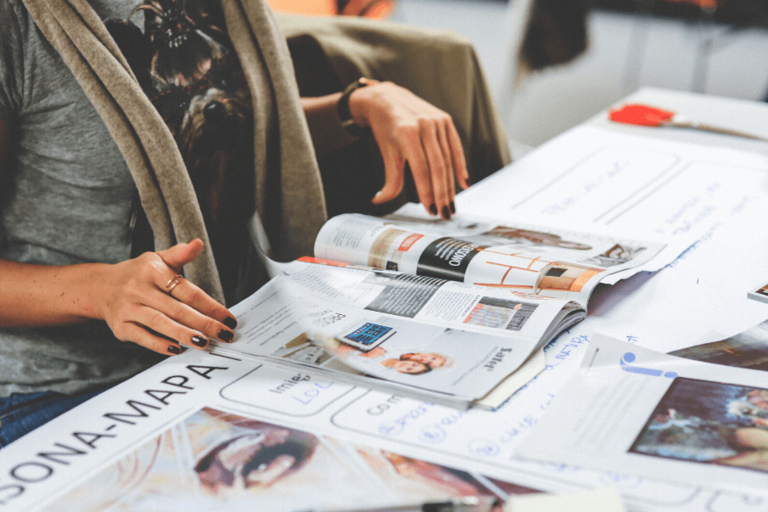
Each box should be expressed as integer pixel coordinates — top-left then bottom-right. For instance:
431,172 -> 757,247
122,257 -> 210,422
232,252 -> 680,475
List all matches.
620,352 -> 677,378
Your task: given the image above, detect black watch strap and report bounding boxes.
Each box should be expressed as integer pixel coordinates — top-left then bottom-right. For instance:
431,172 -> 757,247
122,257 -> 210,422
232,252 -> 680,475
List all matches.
337,77 -> 376,137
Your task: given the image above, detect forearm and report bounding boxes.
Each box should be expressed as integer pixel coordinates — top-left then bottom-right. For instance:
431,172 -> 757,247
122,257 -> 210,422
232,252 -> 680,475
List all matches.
301,93 -> 358,158
301,81 -> 469,218
0,259 -> 107,327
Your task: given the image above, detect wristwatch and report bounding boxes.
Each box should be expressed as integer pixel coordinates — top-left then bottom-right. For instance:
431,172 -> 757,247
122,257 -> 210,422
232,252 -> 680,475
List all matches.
337,77 -> 377,137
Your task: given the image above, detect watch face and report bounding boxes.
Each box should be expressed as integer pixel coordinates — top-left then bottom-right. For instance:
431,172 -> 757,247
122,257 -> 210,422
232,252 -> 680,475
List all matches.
337,322 -> 395,351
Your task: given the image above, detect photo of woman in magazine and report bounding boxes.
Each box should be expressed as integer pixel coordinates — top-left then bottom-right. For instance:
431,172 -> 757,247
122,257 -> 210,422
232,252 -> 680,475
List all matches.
630,378 -> 768,473
47,407 -> 525,511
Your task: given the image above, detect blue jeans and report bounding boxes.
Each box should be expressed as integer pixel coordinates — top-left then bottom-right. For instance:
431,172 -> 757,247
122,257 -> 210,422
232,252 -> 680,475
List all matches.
0,388 -> 107,448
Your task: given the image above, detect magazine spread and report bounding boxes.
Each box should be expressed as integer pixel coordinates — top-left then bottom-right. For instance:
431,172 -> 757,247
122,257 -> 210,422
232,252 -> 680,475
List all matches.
227,207 -> 668,408
313,205 -> 665,308
210,261 -> 579,408
516,335 -> 768,496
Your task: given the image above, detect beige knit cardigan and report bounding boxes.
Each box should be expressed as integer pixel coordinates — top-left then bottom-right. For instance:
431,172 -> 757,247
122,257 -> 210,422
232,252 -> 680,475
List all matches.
21,0 -> 328,304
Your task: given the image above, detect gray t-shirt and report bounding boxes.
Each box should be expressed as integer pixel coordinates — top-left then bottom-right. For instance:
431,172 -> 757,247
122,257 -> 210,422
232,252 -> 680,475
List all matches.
0,0 -> 164,396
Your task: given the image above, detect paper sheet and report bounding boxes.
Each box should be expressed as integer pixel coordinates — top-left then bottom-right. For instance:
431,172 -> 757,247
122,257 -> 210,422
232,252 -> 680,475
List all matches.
507,487 -> 626,512
517,335 -> 768,497
458,125 -> 768,284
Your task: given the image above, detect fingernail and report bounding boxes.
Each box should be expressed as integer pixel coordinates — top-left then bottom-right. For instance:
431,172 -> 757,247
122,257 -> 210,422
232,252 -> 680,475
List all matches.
218,330 -> 234,343
167,344 -> 181,355
191,335 -> 208,348
442,205 -> 450,220
223,317 -> 238,329
450,201 -> 455,215
429,203 -> 437,216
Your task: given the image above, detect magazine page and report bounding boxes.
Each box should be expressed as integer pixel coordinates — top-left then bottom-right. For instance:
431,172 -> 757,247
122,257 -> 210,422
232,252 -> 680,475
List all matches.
516,334 -> 768,496
211,260 -> 581,404
313,211 -> 664,307
41,407 -> 505,512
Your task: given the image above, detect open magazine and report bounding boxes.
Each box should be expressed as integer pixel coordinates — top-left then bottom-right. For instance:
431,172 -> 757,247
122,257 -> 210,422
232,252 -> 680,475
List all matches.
313,203 -> 664,306
210,204 -> 665,409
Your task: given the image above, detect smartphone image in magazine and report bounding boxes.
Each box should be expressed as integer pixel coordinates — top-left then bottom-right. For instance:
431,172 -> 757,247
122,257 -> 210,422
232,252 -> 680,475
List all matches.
336,322 -> 397,352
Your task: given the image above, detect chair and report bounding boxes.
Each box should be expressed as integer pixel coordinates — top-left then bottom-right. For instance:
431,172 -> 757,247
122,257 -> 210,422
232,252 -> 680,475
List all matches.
266,0 -> 395,18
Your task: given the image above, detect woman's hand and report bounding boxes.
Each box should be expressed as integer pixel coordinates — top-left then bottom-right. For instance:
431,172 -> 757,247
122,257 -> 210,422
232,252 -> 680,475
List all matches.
96,239 -> 237,355
348,81 -> 470,219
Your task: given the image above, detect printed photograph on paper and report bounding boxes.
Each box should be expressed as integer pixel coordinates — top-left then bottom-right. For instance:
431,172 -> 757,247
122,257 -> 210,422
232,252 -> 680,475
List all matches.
277,319 -> 479,385
481,226 -> 593,251
47,407 -> 527,511
579,243 -> 647,268
464,298 -> 538,331
630,378 -> 768,474
669,319 -> 768,371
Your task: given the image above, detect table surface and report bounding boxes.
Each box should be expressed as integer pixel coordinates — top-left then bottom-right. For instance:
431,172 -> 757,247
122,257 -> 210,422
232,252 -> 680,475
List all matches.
5,88 -> 768,512
589,87 -> 768,152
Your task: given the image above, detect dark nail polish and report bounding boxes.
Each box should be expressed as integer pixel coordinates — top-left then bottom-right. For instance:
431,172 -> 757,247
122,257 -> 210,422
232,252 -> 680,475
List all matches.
465,177 -> 473,186
429,203 -> 437,216
223,317 -> 238,329
167,344 -> 181,355
191,335 -> 208,348
441,205 -> 450,220
218,330 -> 234,343
450,201 -> 455,215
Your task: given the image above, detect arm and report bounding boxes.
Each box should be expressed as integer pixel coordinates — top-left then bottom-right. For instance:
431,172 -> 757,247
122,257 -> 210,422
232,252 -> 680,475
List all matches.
0,120 -> 236,355
301,81 -> 470,220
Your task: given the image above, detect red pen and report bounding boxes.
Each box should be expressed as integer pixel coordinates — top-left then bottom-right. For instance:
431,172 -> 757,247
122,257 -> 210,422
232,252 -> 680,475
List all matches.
609,103 -> 768,142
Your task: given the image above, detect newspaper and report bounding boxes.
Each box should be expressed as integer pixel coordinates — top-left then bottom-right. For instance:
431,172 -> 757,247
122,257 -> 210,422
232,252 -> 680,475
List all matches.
516,335 -> 768,496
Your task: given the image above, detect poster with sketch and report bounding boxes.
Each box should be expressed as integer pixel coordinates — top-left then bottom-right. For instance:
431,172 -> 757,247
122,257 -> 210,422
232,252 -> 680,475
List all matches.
630,378 -> 768,473
47,407 -> 525,511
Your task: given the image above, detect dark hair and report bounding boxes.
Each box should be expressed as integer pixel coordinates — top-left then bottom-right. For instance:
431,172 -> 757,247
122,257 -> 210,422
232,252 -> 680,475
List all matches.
403,362 -> 432,375
240,433 -> 317,487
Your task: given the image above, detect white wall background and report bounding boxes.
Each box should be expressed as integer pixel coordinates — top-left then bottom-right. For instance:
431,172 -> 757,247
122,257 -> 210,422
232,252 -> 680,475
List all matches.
392,0 -> 768,152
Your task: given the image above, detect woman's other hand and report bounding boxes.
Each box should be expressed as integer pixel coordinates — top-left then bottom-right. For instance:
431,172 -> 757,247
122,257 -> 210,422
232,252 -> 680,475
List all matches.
348,81 -> 470,219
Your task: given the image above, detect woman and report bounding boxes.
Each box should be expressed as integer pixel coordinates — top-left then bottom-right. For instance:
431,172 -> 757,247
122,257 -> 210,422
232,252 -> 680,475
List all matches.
0,0 -> 470,447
